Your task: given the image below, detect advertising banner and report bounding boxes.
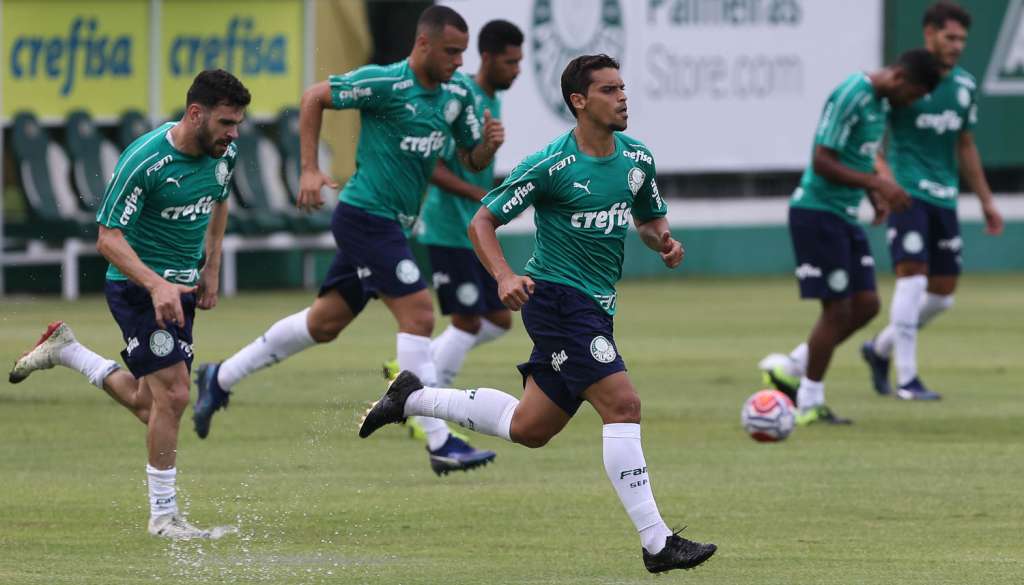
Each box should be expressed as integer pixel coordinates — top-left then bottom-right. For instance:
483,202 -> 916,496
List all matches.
443,0 -> 882,173
2,0 -> 148,120
161,0 -> 303,117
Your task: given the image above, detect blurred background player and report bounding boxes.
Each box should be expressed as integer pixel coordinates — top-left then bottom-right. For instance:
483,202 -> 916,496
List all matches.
759,50 -> 943,425
8,70 -> 249,539
383,19 -> 523,440
862,2 -> 1004,401
192,6 -> 504,475
360,54 -> 718,574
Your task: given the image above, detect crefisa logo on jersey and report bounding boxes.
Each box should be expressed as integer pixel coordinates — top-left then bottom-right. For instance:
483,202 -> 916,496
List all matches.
532,0 -> 625,121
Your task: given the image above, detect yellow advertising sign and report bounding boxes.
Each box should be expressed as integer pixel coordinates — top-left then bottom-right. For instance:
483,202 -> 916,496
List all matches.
2,0 -> 149,120
161,0 -> 303,117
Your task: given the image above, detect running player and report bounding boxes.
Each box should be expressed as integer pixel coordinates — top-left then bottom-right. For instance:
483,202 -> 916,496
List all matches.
360,54 -> 717,574
384,20 -> 523,413
192,6 -> 502,475
8,70 -> 249,539
862,2 -> 1004,400
759,50 -> 943,425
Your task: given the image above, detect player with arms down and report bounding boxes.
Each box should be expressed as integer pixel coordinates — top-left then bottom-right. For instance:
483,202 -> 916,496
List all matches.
9,70 -> 249,539
360,54 -> 718,574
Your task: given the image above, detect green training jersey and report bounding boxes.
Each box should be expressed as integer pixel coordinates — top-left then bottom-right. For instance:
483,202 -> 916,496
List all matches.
791,72 -> 888,223
887,65 -> 977,210
483,131 -> 666,315
96,122 -> 236,285
329,59 -> 482,229
418,73 -> 500,249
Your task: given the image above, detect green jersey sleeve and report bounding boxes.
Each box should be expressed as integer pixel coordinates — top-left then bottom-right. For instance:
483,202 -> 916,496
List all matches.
814,82 -> 866,151
328,65 -> 395,111
450,81 -> 482,151
630,153 -> 666,222
96,148 -> 154,230
966,89 -> 979,132
482,152 -> 550,224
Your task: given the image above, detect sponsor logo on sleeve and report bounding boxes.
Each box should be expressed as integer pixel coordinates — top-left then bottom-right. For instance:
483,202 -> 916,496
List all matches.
501,182 -> 535,214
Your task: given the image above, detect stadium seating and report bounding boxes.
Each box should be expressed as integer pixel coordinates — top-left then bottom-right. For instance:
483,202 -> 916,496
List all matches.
64,110 -> 120,213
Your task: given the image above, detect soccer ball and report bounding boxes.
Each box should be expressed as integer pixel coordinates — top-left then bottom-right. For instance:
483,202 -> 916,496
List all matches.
741,389 -> 795,443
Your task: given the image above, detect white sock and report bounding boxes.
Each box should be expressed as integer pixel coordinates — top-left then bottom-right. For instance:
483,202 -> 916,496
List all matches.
602,423 -> 672,554
796,377 -> 825,412
217,308 -> 316,390
919,293 -> 953,328
430,325 -> 478,386
146,464 -> 178,519
404,386 -> 518,441
891,275 -> 927,386
473,318 -> 509,347
874,324 -> 896,358
59,342 -> 119,388
398,333 -> 450,451
788,343 -> 809,376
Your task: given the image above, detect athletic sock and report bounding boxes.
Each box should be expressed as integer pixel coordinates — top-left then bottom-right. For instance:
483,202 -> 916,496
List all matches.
404,386 -> 518,441
473,318 -> 509,347
217,308 -> 316,391
146,464 -> 178,519
796,377 -> 825,413
602,423 -> 672,554
397,333 -> 450,451
891,275 -> 927,386
429,325 -> 478,386
919,293 -> 953,328
788,343 -> 809,376
59,342 -> 119,388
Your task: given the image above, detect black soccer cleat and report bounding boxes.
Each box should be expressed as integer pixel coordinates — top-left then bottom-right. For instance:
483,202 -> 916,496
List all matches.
643,530 -> 717,574
193,362 -> 231,439
359,370 -> 423,439
860,340 -> 892,396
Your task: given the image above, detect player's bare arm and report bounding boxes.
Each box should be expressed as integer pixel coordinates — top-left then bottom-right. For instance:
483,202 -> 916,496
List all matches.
197,200 -> 229,310
635,217 -> 684,269
813,145 -> 910,212
468,206 -> 533,310
431,159 -> 488,201
96,226 -> 195,328
296,80 -> 340,212
465,108 -> 504,172
957,131 -> 1004,235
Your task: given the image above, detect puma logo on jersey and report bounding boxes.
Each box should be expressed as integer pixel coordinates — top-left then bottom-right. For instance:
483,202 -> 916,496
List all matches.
166,177 -> 182,188
405,103 -> 417,116
573,180 -> 592,194
570,202 -> 632,234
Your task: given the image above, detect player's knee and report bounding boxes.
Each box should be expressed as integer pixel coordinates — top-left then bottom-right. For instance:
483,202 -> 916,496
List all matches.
308,318 -> 344,343
451,314 -> 482,334
166,382 -> 191,415
824,301 -> 854,328
399,310 -> 435,337
605,392 -> 642,423
513,427 -> 554,449
487,311 -> 513,330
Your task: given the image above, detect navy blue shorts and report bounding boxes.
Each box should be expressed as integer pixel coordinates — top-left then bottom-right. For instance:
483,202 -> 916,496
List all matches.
104,280 -> 195,378
887,198 -> 962,276
517,280 -> 626,416
788,207 -> 877,299
320,203 -> 427,313
427,245 -> 504,316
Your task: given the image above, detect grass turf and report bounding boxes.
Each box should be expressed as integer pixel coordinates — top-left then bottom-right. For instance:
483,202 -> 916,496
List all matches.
1,274 -> 1021,584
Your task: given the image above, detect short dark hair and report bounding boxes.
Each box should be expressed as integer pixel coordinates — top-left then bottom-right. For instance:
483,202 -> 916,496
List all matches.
923,2 -> 971,29
478,20 -> 523,55
418,5 -> 468,35
560,54 -> 620,119
896,48 -> 944,92
186,69 -> 251,110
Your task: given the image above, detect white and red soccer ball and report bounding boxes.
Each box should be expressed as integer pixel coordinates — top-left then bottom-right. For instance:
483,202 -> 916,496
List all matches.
741,389 -> 795,442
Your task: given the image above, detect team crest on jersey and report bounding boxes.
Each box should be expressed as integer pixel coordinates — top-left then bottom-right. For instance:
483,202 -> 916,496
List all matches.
444,98 -> 462,124
215,160 -> 230,186
150,330 -> 175,357
827,269 -> 849,292
395,259 -> 421,285
590,335 -> 617,363
627,167 -> 646,196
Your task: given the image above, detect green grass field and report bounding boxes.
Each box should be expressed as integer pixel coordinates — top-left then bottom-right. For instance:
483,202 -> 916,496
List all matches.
1,275 -> 1021,584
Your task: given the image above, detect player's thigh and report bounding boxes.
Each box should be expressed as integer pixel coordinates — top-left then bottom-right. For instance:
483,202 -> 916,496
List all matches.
509,376 -> 573,447
143,361 -> 191,411
381,288 -> 435,336
581,371 -> 641,424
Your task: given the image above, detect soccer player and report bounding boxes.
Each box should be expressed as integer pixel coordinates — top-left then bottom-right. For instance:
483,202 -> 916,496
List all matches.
759,50 -> 943,425
8,70 -> 249,539
862,2 -> 1004,400
192,6 -> 503,474
360,54 -> 718,574
384,20 -> 523,410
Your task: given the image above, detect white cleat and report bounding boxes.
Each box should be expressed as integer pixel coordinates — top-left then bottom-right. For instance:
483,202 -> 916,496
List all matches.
757,353 -> 793,372
9,321 -> 76,384
147,514 -> 237,540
